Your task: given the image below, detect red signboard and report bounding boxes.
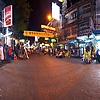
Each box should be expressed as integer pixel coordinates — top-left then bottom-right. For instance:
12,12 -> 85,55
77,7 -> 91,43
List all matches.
4,5 -> 12,27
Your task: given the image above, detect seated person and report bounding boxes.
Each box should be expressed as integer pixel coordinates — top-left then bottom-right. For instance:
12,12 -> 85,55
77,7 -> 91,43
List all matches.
96,49 -> 100,62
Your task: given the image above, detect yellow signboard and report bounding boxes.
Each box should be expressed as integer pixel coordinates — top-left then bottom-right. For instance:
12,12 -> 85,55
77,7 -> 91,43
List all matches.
58,0 -> 63,2
41,25 -> 56,31
24,31 -> 53,38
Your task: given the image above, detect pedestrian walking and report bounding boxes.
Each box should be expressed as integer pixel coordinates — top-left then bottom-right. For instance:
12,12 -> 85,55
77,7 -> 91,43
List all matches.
5,45 -> 10,63
16,43 -> 20,59
24,47 -> 29,59
96,49 -> 100,63
50,47 -> 53,56
48,47 -> 50,55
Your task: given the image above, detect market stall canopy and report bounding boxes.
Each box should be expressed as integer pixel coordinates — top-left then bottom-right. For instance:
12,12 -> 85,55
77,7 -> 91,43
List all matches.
69,39 -> 85,44
77,36 -> 88,41
93,30 -> 100,35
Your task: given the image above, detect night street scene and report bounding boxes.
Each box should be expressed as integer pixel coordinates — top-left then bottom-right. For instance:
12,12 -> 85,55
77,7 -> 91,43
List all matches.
0,0 -> 100,100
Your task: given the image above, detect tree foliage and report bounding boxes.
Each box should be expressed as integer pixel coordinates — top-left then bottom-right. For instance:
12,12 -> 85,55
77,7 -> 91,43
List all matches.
3,0 -> 32,38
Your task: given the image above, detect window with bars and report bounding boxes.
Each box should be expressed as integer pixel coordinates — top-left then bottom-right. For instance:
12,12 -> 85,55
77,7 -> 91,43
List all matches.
71,11 -> 77,19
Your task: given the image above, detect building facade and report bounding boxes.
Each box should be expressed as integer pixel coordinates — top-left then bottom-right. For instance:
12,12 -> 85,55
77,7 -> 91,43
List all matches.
62,0 -> 99,40
0,0 -> 5,30
62,3 -> 78,40
0,0 -> 5,46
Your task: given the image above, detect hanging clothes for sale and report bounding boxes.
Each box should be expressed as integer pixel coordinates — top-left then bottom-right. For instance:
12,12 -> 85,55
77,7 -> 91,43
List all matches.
0,46 -> 4,61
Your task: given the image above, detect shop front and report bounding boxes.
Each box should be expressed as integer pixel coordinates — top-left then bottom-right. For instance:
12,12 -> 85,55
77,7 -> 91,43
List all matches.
68,39 -> 86,57
93,30 -> 100,51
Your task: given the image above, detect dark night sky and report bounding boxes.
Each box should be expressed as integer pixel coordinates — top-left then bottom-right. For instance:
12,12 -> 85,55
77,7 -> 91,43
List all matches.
28,0 -> 52,31
27,0 -> 79,43
28,0 -> 80,31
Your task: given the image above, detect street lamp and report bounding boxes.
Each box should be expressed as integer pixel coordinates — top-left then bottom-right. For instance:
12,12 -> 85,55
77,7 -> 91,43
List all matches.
47,15 -> 52,21
47,15 -> 60,43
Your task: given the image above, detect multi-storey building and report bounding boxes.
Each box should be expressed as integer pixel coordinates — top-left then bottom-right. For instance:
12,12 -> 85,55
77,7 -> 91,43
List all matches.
95,0 -> 100,30
77,0 -> 95,36
62,2 -> 78,40
62,0 -> 99,40
0,0 -> 6,47
47,1 -> 63,42
0,0 -> 5,30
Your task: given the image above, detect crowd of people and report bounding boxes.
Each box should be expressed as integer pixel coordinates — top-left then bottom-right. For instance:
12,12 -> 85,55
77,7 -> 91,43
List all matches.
35,46 -> 65,58
0,42 -> 31,64
1,42 -> 100,64
14,42 -> 30,60
83,42 -> 100,63
0,44 -> 12,63
35,46 -> 58,56
36,42 -> 100,63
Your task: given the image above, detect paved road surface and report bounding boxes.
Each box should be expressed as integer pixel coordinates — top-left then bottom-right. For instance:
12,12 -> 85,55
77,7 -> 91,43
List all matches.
0,54 -> 100,100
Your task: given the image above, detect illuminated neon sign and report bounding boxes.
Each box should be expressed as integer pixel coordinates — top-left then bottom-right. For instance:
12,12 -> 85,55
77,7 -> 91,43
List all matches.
51,39 -> 57,42
4,5 -> 12,27
58,0 -> 63,2
41,25 -> 56,31
24,31 -> 53,38
52,2 -> 60,20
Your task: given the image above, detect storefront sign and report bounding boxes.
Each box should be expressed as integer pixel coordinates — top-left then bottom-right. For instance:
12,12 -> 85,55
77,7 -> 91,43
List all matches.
4,5 -> 12,27
51,39 -> 57,42
24,31 -> 53,38
41,25 -> 56,31
52,2 -> 60,20
45,37 -> 49,40
58,0 -> 63,2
